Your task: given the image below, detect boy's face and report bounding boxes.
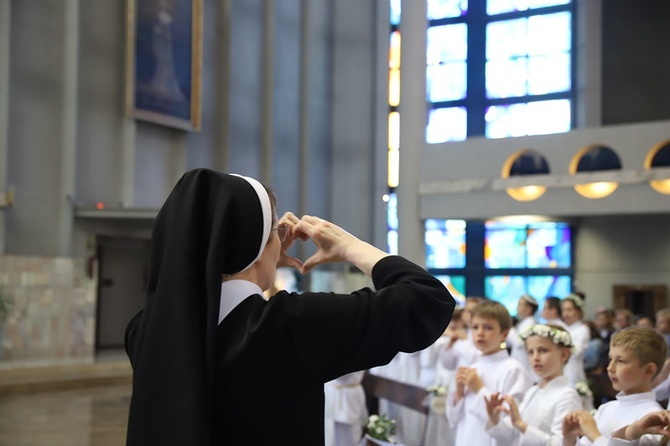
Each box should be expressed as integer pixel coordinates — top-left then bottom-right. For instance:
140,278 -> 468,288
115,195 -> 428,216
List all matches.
607,345 -> 655,395
656,316 -> 670,334
470,315 -> 508,356
615,312 -> 631,330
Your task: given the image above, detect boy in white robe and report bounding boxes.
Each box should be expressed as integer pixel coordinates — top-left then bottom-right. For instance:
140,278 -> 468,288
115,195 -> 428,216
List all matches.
562,327 -> 668,446
485,324 -> 582,445
439,297 -> 483,372
607,409 -> 670,444
446,300 -> 533,446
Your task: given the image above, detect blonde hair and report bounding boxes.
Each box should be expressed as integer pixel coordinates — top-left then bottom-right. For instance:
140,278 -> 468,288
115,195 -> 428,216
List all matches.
471,300 -> 511,331
610,327 -> 667,377
656,308 -> 670,321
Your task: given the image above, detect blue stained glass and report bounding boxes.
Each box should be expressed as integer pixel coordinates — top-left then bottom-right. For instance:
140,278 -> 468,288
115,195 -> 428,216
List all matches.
485,226 -> 527,268
486,58 -> 529,98
485,276 -> 527,316
528,13 -> 571,55
485,275 -> 572,317
486,13 -> 571,99
387,193 -> 398,254
427,24 -> 468,65
425,219 -> 467,268
487,0 -> 570,16
426,107 -> 467,143
428,0 -> 468,20
485,221 -> 571,268
527,53 -> 571,95
487,19 -> 529,60
526,223 -> 571,267
427,63 -> 467,102
485,99 -> 570,139
527,275 -> 571,305
435,275 -> 467,305
387,193 -> 398,231
390,0 -> 401,25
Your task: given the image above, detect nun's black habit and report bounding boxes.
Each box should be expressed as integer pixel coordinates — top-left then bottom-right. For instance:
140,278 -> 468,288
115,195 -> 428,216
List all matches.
125,168 -> 455,445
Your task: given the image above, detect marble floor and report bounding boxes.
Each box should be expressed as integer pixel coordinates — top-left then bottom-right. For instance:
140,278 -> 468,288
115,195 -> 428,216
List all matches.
0,384 -> 131,446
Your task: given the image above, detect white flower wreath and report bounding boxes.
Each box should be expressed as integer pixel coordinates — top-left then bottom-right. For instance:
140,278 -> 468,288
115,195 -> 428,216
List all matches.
519,324 -> 574,348
563,293 -> 585,309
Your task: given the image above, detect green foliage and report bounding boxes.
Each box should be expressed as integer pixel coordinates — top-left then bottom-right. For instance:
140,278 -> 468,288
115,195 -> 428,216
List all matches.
366,413 -> 397,443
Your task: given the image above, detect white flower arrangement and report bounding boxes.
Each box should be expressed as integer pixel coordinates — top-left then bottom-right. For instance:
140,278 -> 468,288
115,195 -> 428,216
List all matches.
426,384 -> 448,397
425,384 -> 448,415
575,380 -> 593,398
366,413 -> 397,444
519,324 -> 574,348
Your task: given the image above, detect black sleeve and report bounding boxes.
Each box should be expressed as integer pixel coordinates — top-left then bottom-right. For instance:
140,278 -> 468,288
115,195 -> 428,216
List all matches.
282,255 -> 455,382
124,309 -> 143,369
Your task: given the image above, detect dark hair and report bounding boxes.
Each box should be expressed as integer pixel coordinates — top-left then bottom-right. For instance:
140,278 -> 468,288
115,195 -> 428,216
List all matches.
544,296 -> 562,318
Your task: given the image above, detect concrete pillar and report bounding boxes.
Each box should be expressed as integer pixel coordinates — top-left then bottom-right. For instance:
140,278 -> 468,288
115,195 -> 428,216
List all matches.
0,0 -> 10,253
58,0 -> 79,255
397,0 -> 426,266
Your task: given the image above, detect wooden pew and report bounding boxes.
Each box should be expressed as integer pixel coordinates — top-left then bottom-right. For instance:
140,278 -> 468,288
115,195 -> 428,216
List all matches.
362,371 -> 430,415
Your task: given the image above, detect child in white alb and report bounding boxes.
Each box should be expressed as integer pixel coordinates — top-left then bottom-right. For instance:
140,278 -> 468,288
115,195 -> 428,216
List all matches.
324,370 -> 367,446
446,301 -> 533,446
562,327 -> 668,446
485,324 -> 582,445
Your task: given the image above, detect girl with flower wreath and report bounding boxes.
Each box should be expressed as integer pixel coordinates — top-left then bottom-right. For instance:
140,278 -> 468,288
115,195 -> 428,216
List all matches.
561,294 -> 592,388
485,324 -> 582,446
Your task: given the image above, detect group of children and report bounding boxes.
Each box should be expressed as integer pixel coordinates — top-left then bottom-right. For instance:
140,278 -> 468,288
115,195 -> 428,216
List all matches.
326,294 -> 670,446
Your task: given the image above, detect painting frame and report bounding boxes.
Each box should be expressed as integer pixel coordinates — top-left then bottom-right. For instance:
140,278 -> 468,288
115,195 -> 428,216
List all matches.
125,0 -> 202,131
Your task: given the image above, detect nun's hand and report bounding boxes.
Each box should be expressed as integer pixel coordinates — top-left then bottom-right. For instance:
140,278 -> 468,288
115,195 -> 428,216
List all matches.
276,212 -> 303,270
295,215 -> 388,275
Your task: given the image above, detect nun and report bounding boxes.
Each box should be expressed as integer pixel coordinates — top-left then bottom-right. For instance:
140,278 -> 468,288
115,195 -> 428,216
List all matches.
125,168 -> 454,445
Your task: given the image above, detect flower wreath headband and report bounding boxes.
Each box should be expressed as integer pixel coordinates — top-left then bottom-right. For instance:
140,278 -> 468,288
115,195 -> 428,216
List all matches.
519,324 -> 574,349
563,293 -> 585,309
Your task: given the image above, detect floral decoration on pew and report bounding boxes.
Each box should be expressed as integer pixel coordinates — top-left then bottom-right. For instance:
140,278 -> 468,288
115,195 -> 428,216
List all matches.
365,413 -> 397,444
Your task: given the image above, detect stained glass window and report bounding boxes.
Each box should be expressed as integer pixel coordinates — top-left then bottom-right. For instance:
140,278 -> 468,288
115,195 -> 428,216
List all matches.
485,221 -> 571,268
426,107 -> 468,143
428,0 -> 468,20
486,13 -> 571,98
386,193 -> 398,255
425,1 -> 573,143
427,24 -> 468,103
485,99 -> 571,139
435,275 -> 467,305
487,0 -> 570,15
425,219 -> 467,268
485,275 -> 572,316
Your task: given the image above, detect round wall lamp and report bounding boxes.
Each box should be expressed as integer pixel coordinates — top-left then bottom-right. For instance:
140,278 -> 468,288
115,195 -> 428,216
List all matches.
501,149 -> 549,201
569,145 -> 621,199
645,140 -> 670,194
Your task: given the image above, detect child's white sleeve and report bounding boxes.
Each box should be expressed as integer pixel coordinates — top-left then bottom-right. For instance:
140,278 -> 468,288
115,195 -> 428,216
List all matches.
606,434 -> 664,445
486,415 -> 519,444
520,390 -> 582,446
439,342 -> 459,370
445,389 -> 465,429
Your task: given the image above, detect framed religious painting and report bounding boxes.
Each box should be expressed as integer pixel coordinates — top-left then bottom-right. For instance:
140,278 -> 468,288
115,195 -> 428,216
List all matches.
125,0 -> 202,131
